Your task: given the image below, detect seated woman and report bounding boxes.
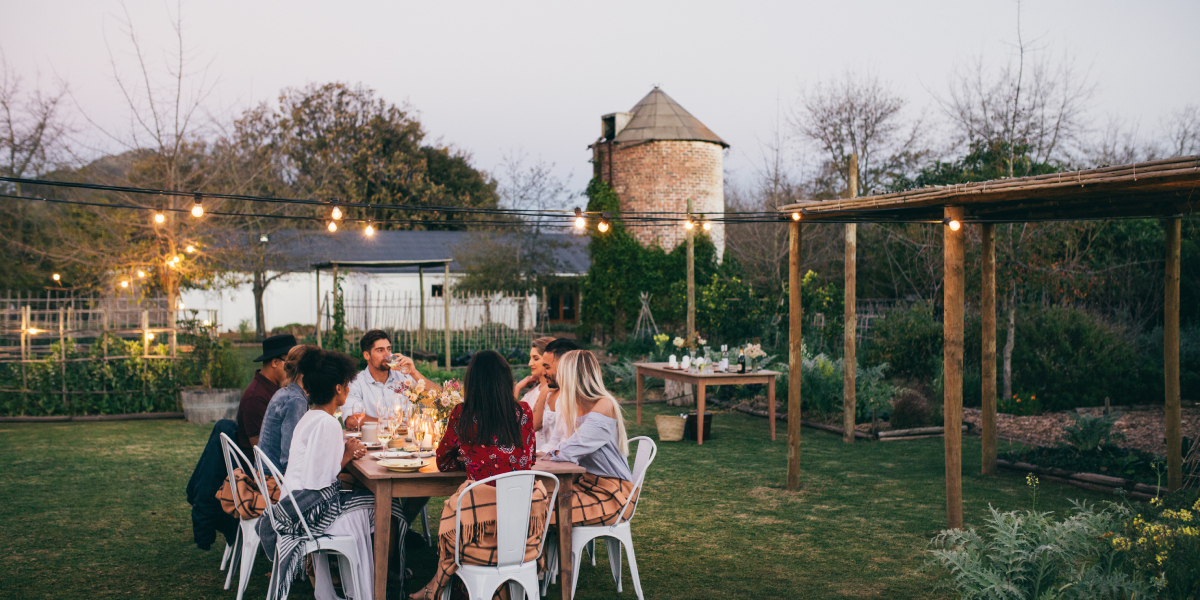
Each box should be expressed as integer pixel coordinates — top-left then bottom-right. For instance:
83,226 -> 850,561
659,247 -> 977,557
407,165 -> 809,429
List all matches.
256,349 -> 382,600
410,350 -> 545,600
513,336 -> 563,451
258,344 -> 318,473
546,350 -> 636,526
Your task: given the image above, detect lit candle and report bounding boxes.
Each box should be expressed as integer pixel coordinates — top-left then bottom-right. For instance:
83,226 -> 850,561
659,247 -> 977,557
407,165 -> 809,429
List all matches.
668,354 -> 677,368
422,432 -> 434,450
681,355 -> 690,369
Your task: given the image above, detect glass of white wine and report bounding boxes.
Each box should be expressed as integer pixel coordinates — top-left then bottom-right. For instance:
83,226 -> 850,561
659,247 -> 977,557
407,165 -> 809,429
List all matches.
377,417 -> 393,445
388,353 -> 409,375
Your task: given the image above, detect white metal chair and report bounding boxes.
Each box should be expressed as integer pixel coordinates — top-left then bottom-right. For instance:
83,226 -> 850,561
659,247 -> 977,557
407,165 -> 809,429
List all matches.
218,433 -> 262,600
543,436 -> 657,600
253,446 -> 368,600
442,471 -> 560,600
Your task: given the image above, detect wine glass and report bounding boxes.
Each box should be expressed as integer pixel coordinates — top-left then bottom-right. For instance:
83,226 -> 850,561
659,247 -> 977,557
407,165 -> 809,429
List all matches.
387,353 -> 410,375
377,417 -> 393,445
350,402 -> 365,432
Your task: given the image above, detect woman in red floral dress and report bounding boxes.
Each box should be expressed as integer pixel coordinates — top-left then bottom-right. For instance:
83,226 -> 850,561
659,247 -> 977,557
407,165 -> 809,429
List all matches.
411,350 -> 544,600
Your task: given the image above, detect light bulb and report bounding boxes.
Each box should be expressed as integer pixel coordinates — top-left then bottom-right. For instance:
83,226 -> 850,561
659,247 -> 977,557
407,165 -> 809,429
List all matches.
332,206 -> 343,220
328,221 -> 338,233
259,234 -> 269,243
120,281 -> 129,288
137,270 -> 146,278
186,245 -> 196,253
27,328 -> 40,335
201,319 -> 211,327
598,221 -> 609,233
365,224 -> 375,236
792,212 -> 801,221
684,220 -> 694,230
574,216 -> 586,229
52,273 -> 61,281
154,213 -> 165,224
948,219 -> 961,231
178,301 -> 184,309
191,203 -> 203,218
702,221 -> 712,231
145,332 -> 155,341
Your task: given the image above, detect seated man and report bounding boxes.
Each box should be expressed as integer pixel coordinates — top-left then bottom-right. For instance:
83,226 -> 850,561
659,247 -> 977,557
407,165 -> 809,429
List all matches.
235,334 -> 295,459
343,329 -> 441,429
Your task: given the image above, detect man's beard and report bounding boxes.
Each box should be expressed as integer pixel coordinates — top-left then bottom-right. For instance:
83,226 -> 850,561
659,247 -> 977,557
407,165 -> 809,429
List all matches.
546,376 -> 559,390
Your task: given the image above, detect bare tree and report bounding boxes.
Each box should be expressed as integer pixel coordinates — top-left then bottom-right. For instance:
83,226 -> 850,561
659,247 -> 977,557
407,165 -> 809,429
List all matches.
936,1 -> 1095,174
791,70 -> 928,197
1163,104 -> 1200,157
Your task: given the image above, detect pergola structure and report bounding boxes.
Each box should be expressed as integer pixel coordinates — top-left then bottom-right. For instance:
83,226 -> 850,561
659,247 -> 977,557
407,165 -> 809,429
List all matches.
312,259 -> 453,369
779,155 -> 1200,528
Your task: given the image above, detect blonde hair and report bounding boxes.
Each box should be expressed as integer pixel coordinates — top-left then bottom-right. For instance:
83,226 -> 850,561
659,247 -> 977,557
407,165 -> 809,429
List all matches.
531,337 -> 555,354
556,350 -> 628,457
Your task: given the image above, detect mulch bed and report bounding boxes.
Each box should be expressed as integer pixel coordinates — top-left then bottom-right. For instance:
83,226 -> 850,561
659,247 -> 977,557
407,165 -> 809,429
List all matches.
962,406 -> 1200,456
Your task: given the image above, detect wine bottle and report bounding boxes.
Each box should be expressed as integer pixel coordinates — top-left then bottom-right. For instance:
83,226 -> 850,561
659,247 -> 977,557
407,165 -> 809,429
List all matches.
737,349 -> 746,374
719,345 -> 729,372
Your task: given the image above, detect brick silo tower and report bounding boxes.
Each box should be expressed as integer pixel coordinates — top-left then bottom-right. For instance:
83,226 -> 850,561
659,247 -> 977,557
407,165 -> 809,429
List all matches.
590,87 -> 728,258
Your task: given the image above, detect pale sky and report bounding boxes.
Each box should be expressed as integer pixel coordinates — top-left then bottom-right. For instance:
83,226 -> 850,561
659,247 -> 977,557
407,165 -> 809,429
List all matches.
3,0 -> 1198,194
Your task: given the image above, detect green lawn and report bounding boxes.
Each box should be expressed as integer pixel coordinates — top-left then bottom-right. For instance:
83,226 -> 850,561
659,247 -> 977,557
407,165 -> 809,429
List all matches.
0,404 -> 1115,599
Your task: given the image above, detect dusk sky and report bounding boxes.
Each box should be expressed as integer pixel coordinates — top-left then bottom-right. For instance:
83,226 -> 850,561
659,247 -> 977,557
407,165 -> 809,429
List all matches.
3,0 -> 1198,194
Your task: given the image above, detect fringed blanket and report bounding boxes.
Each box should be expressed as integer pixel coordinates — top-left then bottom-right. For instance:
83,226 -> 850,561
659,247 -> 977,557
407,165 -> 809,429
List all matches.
425,479 -> 551,595
257,486 -> 406,600
564,473 -> 637,526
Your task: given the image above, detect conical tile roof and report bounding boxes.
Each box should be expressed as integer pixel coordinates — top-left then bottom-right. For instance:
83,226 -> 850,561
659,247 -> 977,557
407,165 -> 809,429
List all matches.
611,87 -> 728,148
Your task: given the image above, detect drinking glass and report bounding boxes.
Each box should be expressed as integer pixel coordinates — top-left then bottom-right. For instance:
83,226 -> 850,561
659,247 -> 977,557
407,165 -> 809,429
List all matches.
350,402 -> 365,432
378,417 -> 393,445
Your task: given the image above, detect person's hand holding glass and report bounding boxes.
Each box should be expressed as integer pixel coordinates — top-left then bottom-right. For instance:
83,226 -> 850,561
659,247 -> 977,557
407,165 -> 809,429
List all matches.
387,352 -> 412,376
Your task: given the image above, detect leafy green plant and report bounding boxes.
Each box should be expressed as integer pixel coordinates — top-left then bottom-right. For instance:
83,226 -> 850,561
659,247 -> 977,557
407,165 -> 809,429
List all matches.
929,502 -> 1153,600
1062,413 -> 1124,452
237,319 -> 253,342
789,350 -> 897,422
999,391 -> 1043,416
1114,492 -> 1200,599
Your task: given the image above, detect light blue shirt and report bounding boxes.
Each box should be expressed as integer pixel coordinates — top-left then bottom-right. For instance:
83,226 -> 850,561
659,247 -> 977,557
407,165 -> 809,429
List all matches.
258,382 -> 309,473
344,367 -> 415,423
548,412 -> 633,481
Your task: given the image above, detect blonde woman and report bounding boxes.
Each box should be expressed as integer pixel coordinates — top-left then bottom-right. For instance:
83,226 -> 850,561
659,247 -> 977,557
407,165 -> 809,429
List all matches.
546,350 -> 635,526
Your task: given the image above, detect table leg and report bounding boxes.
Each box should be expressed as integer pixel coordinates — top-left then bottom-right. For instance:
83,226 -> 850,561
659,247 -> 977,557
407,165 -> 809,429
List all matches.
373,479 -> 393,600
557,474 -> 575,600
636,372 -> 645,425
696,382 -> 706,445
768,376 -> 777,441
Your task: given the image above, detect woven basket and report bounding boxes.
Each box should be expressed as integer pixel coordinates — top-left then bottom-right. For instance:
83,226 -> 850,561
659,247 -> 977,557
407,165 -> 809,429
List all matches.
655,415 -> 686,442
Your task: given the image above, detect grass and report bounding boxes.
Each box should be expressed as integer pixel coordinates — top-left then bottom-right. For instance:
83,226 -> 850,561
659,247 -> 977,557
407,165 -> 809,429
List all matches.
0,404 -> 1117,599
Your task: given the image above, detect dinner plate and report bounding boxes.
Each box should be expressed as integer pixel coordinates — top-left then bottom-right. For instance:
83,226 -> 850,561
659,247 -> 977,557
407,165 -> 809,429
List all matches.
371,450 -> 413,459
377,458 -> 427,472
361,441 -> 384,449
345,432 -> 361,438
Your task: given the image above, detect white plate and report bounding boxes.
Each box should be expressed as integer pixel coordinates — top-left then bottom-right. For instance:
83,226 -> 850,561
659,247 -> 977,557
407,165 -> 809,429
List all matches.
412,451 -> 435,458
361,441 -> 384,449
371,450 -> 413,459
345,432 -> 361,438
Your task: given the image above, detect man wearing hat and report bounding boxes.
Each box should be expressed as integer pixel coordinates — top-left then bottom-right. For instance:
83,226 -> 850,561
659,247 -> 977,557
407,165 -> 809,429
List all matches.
235,334 -> 296,458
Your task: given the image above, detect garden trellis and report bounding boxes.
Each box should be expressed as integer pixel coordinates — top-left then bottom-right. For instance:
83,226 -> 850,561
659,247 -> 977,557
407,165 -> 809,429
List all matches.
781,154 -> 1200,527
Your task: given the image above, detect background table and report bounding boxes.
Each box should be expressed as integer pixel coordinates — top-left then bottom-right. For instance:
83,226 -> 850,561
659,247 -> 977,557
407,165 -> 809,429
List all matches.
634,362 -> 781,444
346,453 -> 587,600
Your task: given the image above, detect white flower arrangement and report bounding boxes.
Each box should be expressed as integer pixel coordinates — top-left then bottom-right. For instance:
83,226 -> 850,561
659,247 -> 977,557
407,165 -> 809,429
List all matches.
673,336 -> 686,348
744,343 -> 767,359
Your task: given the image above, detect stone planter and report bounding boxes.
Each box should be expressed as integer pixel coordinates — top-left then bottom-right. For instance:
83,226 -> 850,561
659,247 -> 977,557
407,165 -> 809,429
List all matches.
180,388 -> 241,424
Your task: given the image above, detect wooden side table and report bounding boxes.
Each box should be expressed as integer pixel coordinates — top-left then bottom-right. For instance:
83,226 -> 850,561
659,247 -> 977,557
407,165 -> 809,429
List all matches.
634,362 -> 781,444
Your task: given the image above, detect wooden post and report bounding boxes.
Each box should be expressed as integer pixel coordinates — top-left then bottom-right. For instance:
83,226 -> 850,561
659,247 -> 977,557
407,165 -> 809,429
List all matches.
444,262 -> 451,370
332,262 -> 339,350
142,310 -> 151,357
315,267 -> 322,347
59,308 -> 67,409
843,154 -> 858,443
787,220 -> 803,491
943,206 -> 965,529
981,223 -> 998,475
686,198 -> 695,341
419,267 -> 426,351
20,305 -> 28,360
1165,218 -> 1182,491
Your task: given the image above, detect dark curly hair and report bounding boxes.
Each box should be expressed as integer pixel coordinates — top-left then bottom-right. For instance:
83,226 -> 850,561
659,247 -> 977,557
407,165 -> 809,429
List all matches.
298,349 -> 359,406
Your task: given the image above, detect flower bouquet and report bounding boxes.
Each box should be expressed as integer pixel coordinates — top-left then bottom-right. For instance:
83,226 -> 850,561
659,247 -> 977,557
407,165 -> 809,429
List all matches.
744,342 -> 767,372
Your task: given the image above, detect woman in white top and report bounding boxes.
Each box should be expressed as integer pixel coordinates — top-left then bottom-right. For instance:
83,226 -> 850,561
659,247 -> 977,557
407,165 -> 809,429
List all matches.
513,336 -> 562,450
268,349 -> 375,600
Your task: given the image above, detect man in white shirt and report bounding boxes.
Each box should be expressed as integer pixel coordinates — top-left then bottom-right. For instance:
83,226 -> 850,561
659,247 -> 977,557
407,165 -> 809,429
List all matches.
344,329 -> 442,429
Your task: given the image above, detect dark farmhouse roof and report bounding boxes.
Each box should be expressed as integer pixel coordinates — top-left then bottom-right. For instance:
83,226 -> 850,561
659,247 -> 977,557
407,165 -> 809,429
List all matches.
267,229 -> 590,274
610,87 -> 728,148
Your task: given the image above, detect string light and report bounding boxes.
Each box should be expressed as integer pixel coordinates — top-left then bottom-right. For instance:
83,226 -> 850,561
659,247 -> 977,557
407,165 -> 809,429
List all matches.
331,199 -> 343,221
574,207 -> 585,229
792,212 -> 801,221
137,270 -> 146,278
27,327 -> 41,335
154,212 -> 165,224
120,280 -> 129,288
365,223 -> 375,236
201,319 -> 211,327
191,192 -> 204,218
52,273 -> 61,282
145,332 -> 155,341
684,220 -> 694,230
943,217 -> 962,231
703,221 -> 712,231
186,245 -> 196,253
327,221 -> 338,233
597,212 -> 611,233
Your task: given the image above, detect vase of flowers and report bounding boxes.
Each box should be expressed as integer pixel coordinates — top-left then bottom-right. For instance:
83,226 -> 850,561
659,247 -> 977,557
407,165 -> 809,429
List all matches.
744,343 -> 767,372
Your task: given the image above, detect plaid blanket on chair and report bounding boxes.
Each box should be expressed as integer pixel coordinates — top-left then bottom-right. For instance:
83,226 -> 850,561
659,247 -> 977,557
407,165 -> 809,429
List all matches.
257,485 -> 406,600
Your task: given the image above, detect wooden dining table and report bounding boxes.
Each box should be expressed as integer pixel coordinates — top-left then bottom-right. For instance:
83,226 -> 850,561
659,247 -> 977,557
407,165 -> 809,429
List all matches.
634,362 -> 781,444
346,449 -> 587,600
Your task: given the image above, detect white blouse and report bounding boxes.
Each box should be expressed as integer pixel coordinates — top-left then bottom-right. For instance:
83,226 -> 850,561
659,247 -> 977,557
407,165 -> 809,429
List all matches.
283,410 -> 345,492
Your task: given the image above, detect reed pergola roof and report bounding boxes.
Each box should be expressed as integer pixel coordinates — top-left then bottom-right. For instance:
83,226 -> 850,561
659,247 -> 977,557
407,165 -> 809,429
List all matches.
779,155 -> 1200,223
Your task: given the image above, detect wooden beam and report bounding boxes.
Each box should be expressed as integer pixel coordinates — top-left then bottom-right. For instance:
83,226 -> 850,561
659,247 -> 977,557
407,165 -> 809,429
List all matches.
1166,218 -> 1182,491
943,206 -> 965,529
787,220 -> 803,491
844,154 -> 858,443
981,224 -> 997,475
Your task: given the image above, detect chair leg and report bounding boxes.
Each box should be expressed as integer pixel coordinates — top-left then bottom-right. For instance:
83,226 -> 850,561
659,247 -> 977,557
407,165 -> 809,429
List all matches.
569,543 -> 586,600
621,536 -> 644,600
540,536 -> 557,597
221,539 -> 234,571
587,539 -> 596,566
224,530 -> 241,590
606,537 -> 623,592
508,580 -> 525,600
236,525 -> 260,600
422,505 -> 432,547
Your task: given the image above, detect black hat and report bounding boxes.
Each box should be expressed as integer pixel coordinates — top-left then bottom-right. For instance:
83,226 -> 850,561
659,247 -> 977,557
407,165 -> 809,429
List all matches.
254,334 -> 297,362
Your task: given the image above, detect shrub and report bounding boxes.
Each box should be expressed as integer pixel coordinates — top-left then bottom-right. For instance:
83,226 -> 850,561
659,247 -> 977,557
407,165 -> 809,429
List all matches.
889,388 -> 929,429
1063,413 -> 1124,452
929,502 -> 1153,600
788,351 -> 896,422
998,391 -> 1042,416
861,302 -> 942,381
1115,491 -> 1200,599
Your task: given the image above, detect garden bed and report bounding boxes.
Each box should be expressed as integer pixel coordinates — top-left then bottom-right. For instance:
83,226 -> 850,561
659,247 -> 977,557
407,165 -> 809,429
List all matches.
963,406 -> 1200,455
996,458 -> 1167,501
